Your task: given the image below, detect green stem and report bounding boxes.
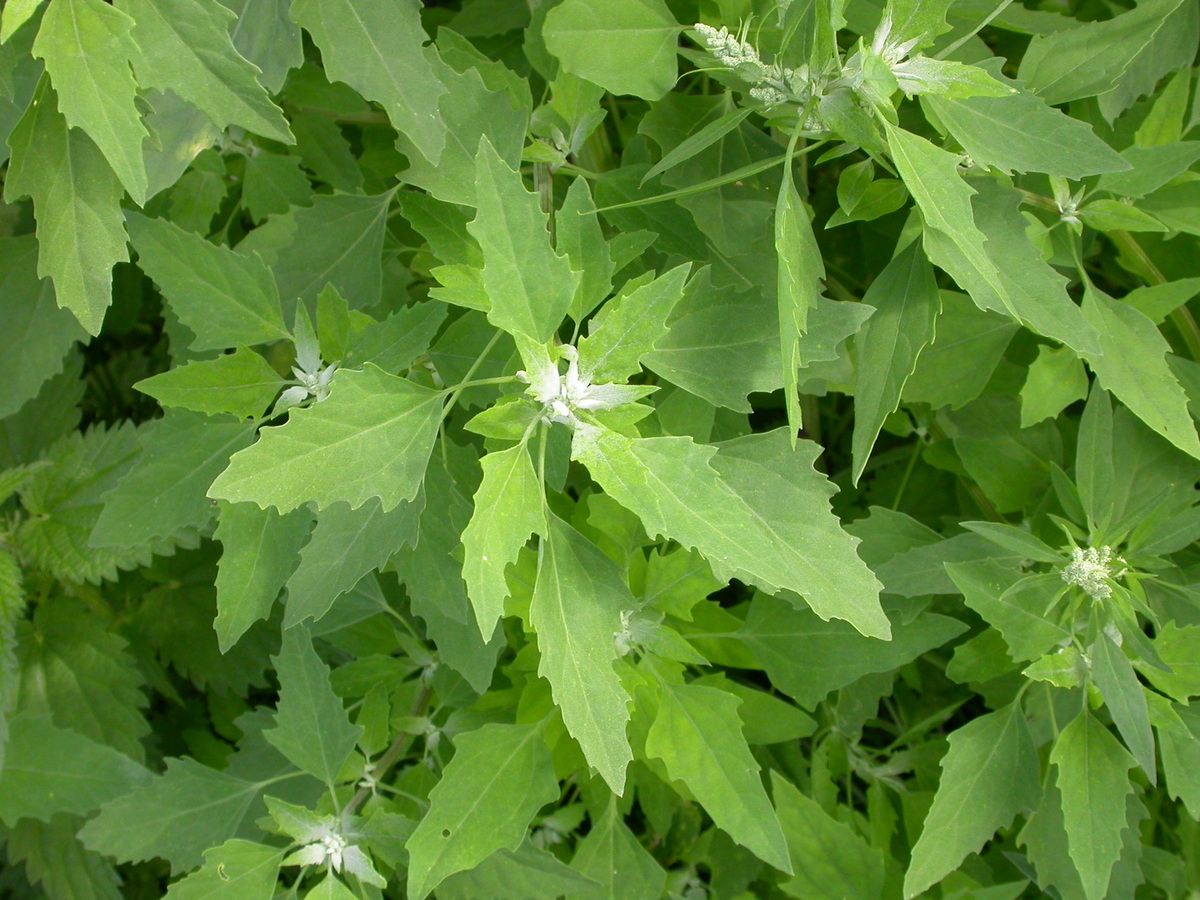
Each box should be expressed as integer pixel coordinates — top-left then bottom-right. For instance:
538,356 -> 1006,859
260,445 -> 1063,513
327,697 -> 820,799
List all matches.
1109,230 -> 1200,361
343,681 -> 435,818
438,331 -> 505,421
935,0 -> 1014,60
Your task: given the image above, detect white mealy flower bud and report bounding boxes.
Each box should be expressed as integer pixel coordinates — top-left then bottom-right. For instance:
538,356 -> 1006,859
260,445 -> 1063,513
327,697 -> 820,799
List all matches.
1061,546 -> 1121,601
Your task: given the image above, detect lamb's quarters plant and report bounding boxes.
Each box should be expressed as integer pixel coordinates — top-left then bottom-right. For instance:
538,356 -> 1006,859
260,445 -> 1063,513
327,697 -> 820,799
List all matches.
1,0 -> 1200,897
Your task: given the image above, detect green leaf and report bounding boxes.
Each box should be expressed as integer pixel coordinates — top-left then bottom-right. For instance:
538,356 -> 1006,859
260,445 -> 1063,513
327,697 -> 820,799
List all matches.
116,0 -> 292,143
0,713 -> 150,827
461,443 -> 545,636
922,61 -> 1128,179
0,235 -> 87,419
214,501 -> 312,652
738,593 -> 966,708
284,494 -> 423,627
530,515 -> 634,794
772,773 -> 886,900
265,624 -> 363,787
7,812 -> 124,900
644,681 -> 791,872
1081,287 -> 1200,460
405,721 -> 560,900
16,599 -> 150,762
644,268 -> 780,412
209,364 -> 442,513
570,797 -> 666,900
290,0 -> 446,164
469,137 -> 578,342
1018,0 -> 1186,106
220,0 -> 303,94
1020,344 -> 1089,427
1096,143 -> 1200,199
127,212 -> 289,351
32,0 -> 149,203
775,154 -> 823,441
543,0 -> 679,100
577,263 -> 691,384
574,426 -> 889,637
242,154 -> 312,222
90,411 -> 257,549
946,562 -> 1071,662
1151,696 -> 1200,819
851,238 -> 940,484
163,840 -> 284,900
1090,629 -> 1155,782
4,77 -> 128,335
904,701 -> 1041,897
1,0 -> 43,43
1050,711 -> 1137,900
346,302 -> 447,373
557,177 -> 614,322
1139,623 -> 1200,700
271,190 -> 394,315
438,842 -> 604,900
136,348 -> 286,419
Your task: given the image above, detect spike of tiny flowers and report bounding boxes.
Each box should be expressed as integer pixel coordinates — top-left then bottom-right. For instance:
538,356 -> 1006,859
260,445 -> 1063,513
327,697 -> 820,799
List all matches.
1061,546 -> 1124,601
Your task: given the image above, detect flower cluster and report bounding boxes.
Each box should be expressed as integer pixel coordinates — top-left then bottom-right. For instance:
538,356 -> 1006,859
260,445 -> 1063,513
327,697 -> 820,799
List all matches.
693,23 -> 820,113
282,818 -> 379,884
1061,546 -> 1124,601
517,344 -> 644,428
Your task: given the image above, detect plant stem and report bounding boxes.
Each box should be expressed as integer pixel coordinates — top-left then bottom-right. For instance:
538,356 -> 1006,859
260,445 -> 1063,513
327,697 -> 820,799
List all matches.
1109,230 -> 1200,361
439,331 -> 505,421
343,681 -> 435,818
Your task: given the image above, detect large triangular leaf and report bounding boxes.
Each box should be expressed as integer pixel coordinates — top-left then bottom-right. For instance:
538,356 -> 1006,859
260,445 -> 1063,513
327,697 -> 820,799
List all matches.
530,514 -> 633,794
209,365 -> 442,513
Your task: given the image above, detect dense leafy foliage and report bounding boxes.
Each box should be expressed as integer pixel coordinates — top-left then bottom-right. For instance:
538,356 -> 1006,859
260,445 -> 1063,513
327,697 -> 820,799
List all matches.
1,0 -> 1200,897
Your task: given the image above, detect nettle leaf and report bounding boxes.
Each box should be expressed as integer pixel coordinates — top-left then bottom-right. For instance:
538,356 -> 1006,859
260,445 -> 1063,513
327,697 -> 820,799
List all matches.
461,443 -> 545,635
127,212 -> 290,351
91,410 -> 257,550
530,515 -> 634,794
214,501 -> 312,652
32,0 -> 149,203
470,136 -> 579,343
738,593 -> 966,708
265,624 -> 362,787
209,364 -> 442,513
1051,711 -> 1137,900
645,681 -> 791,873
904,701 -> 1041,897
543,0 -> 679,101
162,840 -> 284,900
0,234 -> 87,420
135,348 -> 286,419
0,712 -> 150,827
577,263 -> 691,384
405,721 -> 560,900
291,0 -> 446,164
5,77 -> 128,336
573,425 -> 889,638
851,238 -> 940,484
284,493 -> 423,627
116,0 -> 292,143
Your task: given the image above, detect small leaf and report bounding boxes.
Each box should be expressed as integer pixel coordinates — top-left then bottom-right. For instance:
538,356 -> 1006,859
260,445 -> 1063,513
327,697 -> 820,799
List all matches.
265,624 -> 363,787
163,840 -> 284,900
904,701 -> 1041,897
530,515 -> 633,793
127,212 -> 289,351
1050,711 -> 1136,900
469,136 -> 579,342
117,0 -> 292,143
645,681 -> 791,872
136,348 -> 285,419
543,0 -> 680,100
405,721 -> 560,900
209,365 -> 442,513
461,444 -> 545,636
1090,629 -> 1155,782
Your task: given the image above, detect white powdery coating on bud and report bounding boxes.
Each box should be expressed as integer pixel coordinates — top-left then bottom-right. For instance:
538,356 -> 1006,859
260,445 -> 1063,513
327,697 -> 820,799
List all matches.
693,23 -> 762,70
1061,546 -> 1119,601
